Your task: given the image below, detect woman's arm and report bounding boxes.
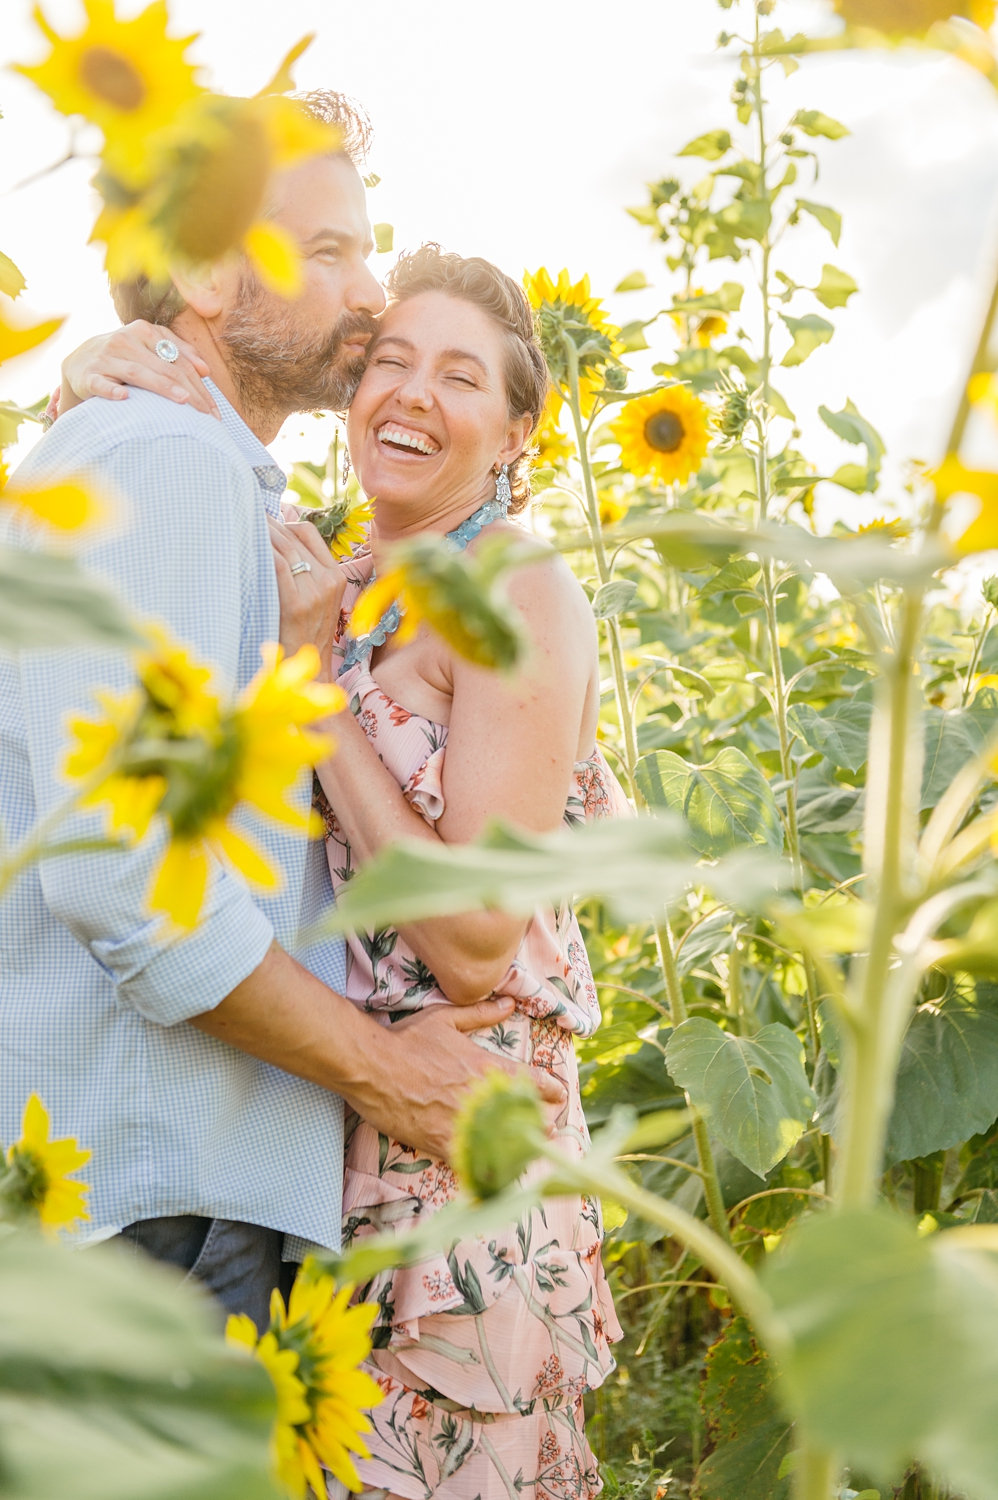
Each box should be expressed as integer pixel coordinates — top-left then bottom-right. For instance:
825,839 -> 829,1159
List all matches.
57,321 -> 219,418
315,550 -> 599,1004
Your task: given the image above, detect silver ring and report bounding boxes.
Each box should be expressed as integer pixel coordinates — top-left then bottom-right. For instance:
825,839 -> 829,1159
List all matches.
289,559 -> 312,576
154,338 -> 179,363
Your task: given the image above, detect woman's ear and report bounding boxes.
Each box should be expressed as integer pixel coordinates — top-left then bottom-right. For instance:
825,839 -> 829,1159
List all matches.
497,412 -> 534,469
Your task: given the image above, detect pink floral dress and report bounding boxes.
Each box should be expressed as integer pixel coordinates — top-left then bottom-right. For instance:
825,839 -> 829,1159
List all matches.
319,554 -> 625,1500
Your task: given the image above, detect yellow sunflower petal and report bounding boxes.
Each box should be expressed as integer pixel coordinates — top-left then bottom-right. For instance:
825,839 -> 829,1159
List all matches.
932,456 -> 998,553
150,836 -> 208,928
0,309 -> 64,366
210,822 -> 282,890
3,480 -> 106,531
243,220 -> 304,298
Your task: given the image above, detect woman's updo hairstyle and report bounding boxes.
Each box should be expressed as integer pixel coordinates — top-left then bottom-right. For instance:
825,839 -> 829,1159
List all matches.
383,245 -> 549,514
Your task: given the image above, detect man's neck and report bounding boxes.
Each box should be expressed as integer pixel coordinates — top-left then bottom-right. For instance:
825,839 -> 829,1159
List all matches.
170,311 -> 288,445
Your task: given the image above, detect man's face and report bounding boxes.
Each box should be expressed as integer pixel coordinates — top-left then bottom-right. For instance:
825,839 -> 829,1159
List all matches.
219,154 -> 386,415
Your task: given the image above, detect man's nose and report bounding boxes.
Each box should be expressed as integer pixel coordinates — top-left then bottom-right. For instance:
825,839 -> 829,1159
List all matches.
348,260 -> 386,316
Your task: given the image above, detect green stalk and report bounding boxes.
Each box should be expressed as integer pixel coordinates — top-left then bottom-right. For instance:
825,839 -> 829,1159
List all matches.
836,590 -> 923,1209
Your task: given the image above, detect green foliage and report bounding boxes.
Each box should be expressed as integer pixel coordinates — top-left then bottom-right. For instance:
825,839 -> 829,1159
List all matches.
0,544 -> 141,648
693,1316 -> 793,1500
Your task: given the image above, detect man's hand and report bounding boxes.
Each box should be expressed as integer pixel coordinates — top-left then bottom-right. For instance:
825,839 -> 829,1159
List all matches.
350,1001 -> 567,1162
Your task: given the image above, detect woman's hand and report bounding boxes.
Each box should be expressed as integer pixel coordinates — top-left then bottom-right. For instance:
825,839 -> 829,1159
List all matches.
268,516 -> 346,680
58,321 -> 220,419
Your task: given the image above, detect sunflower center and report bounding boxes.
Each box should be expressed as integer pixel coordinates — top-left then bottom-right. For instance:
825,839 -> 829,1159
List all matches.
80,47 -> 147,111
644,411 -> 685,453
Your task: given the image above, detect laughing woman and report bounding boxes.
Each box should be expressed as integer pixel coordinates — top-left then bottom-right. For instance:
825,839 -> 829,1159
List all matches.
57,245 -> 625,1500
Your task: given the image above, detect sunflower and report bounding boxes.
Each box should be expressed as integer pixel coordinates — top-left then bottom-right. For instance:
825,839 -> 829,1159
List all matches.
91,92 -> 341,297
3,1095 -> 91,1232
611,385 -> 711,488
533,397 -> 574,469
227,1260 -> 384,1497
63,634 -> 343,929
833,0 -> 995,32
15,0 -> 203,187
670,288 -> 728,349
302,493 -> 374,559
523,266 -> 623,410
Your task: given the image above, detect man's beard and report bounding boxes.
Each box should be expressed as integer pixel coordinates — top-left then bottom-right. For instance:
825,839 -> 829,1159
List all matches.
220,274 -> 378,418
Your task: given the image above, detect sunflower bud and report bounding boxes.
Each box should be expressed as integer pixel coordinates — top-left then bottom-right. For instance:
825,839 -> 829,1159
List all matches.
451,1072 -> 548,1200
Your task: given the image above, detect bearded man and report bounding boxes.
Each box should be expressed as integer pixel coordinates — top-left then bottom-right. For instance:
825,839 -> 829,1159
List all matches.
0,91 -> 551,1330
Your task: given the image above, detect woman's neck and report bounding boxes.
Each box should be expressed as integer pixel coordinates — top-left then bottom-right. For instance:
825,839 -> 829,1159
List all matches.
370,480 -> 497,558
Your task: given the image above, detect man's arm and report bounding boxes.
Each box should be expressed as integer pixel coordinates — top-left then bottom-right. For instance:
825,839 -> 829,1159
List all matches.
190,941 -> 561,1159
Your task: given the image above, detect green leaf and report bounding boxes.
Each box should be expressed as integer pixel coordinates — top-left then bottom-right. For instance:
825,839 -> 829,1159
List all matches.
812,263 -> 858,310
0,251 -> 27,300
0,545 -> 140,649
818,399 -> 885,486
0,397 -> 48,448
790,109 -> 850,140
794,199 -> 842,246
828,463 -> 872,493
669,281 -> 745,315
314,815 -> 781,936
592,580 -> 639,620
693,1316 -> 793,1500
665,1018 -> 815,1177
616,318 -> 649,353
714,197 -> 772,246
678,129 -> 732,160
373,222 -> 394,254
635,747 -> 783,857
921,709 -> 979,809
763,1208 -> 998,1496
0,1230 -> 276,1500
886,988 -> 998,1163
615,270 -> 650,292
780,313 -> 834,368
787,698 -> 872,772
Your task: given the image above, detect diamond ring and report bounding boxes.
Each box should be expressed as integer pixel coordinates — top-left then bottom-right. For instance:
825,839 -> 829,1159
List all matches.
290,559 -> 312,576
154,338 -> 180,363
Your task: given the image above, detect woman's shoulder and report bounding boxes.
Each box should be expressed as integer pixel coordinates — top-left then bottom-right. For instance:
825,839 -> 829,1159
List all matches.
496,529 -> 596,636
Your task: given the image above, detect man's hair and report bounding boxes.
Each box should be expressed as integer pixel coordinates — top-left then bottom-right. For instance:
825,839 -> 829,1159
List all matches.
110,90 -> 372,328
385,245 -> 549,513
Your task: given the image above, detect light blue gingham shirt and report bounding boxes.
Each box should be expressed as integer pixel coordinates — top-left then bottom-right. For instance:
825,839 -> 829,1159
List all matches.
0,384 -> 346,1252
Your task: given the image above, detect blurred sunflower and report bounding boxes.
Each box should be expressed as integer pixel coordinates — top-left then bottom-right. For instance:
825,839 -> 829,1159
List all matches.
452,1070 -> 547,1200
92,92 -> 340,297
833,0 -> 994,33
14,0 -> 203,187
1,478 -> 105,531
64,635 -> 342,928
931,455 -> 998,553
3,1094 -> 90,1232
533,397 -> 574,469
670,289 -> 728,349
227,1260 -> 384,1496
611,386 -> 711,488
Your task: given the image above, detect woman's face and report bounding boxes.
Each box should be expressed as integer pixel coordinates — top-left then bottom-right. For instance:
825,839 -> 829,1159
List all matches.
346,290 -> 529,518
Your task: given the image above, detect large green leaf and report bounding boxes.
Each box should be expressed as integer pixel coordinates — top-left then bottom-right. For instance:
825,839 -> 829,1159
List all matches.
763,1208 -> 998,1497
664,1018 -> 815,1177
793,199 -> 842,245
0,545 -> 139,649
316,816 -> 782,936
693,1316 -> 793,1500
886,987 -> 998,1163
817,400 -> 885,487
790,109 -> 850,140
635,748 -> 783,857
920,708 -> 978,809
678,129 -> 733,160
787,698 -> 872,772
0,1230 -> 276,1500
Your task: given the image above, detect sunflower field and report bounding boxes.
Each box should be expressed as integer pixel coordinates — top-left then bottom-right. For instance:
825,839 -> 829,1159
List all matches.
6,1 -> 998,1499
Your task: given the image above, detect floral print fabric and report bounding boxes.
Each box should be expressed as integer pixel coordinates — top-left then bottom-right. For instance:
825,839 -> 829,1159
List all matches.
320,556 -> 625,1498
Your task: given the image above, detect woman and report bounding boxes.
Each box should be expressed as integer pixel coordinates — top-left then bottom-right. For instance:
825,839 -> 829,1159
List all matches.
59,246 -> 625,1500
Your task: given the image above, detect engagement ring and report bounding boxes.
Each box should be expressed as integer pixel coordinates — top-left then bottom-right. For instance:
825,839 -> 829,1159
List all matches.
154,338 -> 179,363
290,559 -> 312,576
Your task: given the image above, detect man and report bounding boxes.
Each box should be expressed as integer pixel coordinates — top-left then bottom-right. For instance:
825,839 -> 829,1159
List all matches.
0,91 -> 558,1331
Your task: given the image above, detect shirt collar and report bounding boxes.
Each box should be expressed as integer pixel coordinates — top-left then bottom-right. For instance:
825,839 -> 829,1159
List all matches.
205,379 -> 287,514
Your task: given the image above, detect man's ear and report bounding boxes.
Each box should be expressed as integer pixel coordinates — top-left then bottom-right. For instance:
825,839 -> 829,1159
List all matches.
170,261 -> 232,320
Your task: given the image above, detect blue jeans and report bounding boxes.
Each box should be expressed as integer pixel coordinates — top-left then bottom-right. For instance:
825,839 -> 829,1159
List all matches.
117,1215 -> 296,1334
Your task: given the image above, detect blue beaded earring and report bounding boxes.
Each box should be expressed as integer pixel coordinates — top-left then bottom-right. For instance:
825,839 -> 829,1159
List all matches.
495,462 -> 512,513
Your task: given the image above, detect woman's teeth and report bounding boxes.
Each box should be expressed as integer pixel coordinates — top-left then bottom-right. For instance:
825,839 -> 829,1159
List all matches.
378,427 -> 439,455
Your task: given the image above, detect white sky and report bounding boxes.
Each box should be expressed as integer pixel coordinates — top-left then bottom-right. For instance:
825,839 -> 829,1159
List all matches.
4,0 -> 998,519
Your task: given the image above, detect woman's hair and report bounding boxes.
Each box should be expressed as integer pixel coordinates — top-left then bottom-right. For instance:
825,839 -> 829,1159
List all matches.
384,245 -> 549,513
